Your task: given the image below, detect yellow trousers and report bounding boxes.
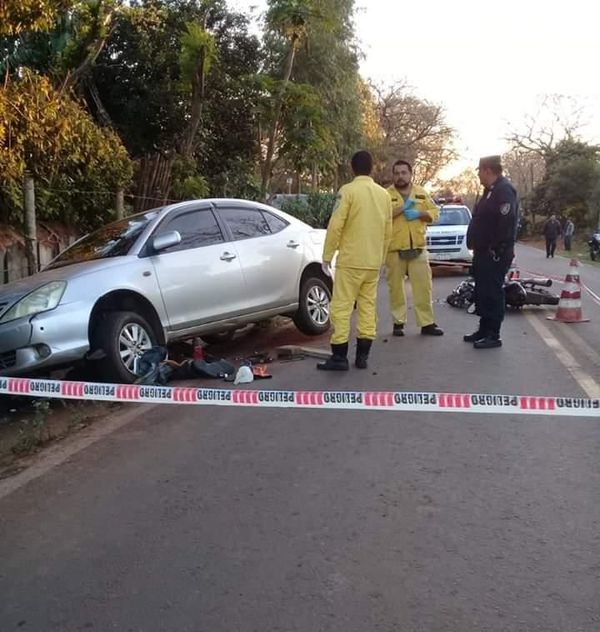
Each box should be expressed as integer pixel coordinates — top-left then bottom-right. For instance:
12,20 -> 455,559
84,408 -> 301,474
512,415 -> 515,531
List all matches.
330,267 -> 379,344
385,249 -> 434,327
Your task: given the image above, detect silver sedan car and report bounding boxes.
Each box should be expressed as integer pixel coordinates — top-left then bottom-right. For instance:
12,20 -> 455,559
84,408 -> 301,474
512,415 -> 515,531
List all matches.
0,199 -> 332,382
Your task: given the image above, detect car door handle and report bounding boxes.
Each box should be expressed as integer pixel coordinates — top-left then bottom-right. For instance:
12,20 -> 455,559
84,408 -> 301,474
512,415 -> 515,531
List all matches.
286,241 -> 300,249
220,251 -> 237,261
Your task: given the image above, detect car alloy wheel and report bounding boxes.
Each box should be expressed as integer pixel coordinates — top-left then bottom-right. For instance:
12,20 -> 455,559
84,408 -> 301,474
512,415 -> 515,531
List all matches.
119,322 -> 153,373
306,284 -> 330,326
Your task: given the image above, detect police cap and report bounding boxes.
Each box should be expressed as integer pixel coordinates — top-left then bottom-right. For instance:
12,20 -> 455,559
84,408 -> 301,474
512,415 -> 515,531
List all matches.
477,155 -> 503,171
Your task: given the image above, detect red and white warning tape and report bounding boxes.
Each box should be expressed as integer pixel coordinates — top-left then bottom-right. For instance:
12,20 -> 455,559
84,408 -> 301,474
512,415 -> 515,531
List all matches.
1,377 -> 599,418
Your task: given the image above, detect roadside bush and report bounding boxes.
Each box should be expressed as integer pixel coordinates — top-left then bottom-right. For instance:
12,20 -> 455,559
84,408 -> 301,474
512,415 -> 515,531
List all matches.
281,192 -> 336,228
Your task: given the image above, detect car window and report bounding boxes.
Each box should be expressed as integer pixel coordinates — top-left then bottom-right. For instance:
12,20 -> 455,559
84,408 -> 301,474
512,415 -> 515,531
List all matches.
48,211 -> 160,269
262,211 -> 288,234
431,207 -> 471,226
220,207 -> 271,240
157,209 -> 224,253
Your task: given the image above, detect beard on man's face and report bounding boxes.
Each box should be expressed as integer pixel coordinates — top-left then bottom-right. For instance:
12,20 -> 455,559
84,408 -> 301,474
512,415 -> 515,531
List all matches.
394,175 -> 410,188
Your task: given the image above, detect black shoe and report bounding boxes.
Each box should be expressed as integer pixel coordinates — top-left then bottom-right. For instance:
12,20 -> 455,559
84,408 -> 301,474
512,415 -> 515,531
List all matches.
421,323 -> 444,336
473,336 -> 502,349
393,323 -> 404,337
355,338 -> 372,369
463,330 -> 485,342
317,343 -> 349,371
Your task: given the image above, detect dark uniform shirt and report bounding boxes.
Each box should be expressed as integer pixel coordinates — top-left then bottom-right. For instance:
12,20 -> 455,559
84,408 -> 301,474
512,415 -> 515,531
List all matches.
543,218 -> 561,239
466,176 -> 518,256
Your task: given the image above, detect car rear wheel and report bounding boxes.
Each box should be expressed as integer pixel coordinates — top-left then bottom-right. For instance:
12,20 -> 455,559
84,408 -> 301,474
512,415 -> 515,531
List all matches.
94,311 -> 158,383
293,277 -> 331,335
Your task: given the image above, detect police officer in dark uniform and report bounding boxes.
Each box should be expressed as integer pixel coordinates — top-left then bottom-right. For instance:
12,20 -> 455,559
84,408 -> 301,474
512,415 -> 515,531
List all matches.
465,155 -> 518,349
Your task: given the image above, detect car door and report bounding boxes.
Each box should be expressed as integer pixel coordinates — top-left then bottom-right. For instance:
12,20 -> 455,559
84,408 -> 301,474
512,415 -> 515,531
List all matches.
215,204 -> 305,311
147,206 -> 247,331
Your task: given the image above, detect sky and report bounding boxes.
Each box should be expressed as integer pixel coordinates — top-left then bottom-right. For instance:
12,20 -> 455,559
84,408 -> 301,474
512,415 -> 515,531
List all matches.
228,0 -> 600,177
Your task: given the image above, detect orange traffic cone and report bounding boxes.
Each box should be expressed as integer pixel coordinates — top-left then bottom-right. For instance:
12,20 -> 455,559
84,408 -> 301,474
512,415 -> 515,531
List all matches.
547,258 -> 589,323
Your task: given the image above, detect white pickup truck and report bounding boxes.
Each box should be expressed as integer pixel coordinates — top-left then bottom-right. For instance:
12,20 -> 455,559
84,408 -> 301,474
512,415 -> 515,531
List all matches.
426,204 -> 473,270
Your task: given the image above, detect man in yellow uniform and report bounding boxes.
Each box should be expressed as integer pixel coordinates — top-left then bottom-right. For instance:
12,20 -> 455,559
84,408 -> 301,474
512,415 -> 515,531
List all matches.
318,150 -> 392,371
386,159 -> 443,337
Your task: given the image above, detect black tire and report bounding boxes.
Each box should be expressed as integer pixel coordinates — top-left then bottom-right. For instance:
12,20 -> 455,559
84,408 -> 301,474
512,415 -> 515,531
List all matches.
94,311 -> 158,383
293,276 -> 331,335
591,249 -> 597,261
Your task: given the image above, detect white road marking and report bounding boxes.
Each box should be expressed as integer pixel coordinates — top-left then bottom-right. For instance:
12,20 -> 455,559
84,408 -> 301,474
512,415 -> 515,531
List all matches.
526,313 -> 600,399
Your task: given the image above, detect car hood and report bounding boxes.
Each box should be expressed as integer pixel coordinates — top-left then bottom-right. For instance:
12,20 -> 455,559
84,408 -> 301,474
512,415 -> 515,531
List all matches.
0,257 -> 135,304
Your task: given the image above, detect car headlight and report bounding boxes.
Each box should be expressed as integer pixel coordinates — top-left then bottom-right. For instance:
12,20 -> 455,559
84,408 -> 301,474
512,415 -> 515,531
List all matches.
0,281 -> 66,324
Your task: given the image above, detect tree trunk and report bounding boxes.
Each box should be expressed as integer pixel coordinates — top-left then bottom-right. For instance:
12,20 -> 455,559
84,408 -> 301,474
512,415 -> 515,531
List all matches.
260,41 -> 298,200
135,153 -> 175,212
115,189 -> 125,219
179,53 -> 207,159
23,174 -> 37,275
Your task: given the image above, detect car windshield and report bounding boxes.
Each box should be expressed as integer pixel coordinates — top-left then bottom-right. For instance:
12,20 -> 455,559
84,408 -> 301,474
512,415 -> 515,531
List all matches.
48,211 -> 160,269
432,207 -> 471,226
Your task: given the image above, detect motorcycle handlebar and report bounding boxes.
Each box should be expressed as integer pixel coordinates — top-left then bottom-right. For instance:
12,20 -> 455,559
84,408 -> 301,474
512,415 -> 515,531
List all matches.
518,278 -> 553,288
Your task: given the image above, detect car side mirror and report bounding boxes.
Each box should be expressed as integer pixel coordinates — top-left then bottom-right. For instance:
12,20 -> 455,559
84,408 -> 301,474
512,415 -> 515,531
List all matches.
152,230 -> 181,253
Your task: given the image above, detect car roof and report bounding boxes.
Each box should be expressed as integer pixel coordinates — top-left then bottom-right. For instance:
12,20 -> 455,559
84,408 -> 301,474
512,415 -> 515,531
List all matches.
157,197 -> 306,227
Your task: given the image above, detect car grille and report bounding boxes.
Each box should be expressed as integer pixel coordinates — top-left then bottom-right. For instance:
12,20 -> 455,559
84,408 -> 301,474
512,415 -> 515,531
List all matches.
427,235 -> 464,246
0,351 -> 16,370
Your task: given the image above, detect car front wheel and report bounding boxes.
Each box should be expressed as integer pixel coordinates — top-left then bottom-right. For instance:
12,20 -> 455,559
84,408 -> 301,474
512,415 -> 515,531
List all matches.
94,311 -> 158,383
293,277 -> 331,335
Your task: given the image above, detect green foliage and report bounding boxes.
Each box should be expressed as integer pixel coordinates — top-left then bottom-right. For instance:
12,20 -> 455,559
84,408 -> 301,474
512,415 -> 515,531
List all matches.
171,157 -> 209,199
11,400 -> 50,455
0,0 -> 456,234
531,139 -> 600,227
179,21 -> 217,84
0,70 -> 133,228
0,0 -> 74,37
281,192 -> 336,227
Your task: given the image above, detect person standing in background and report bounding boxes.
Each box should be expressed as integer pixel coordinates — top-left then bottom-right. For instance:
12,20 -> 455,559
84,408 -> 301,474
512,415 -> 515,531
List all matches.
564,218 -> 575,251
543,214 -> 561,258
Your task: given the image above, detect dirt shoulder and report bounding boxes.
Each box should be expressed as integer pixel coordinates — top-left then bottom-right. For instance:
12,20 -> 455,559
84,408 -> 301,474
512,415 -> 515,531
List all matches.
0,317 -> 329,479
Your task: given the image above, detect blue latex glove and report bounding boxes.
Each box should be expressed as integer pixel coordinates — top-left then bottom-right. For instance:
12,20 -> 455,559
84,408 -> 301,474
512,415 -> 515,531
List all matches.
403,197 -> 416,211
404,208 -> 421,221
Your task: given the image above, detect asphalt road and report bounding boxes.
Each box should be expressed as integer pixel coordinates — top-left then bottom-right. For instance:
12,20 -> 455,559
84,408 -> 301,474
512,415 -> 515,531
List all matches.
1,245 -> 599,632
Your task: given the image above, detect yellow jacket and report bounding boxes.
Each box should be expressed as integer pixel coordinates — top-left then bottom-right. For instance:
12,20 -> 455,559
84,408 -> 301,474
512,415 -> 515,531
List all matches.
323,176 -> 392,270
387,184 -> 439,252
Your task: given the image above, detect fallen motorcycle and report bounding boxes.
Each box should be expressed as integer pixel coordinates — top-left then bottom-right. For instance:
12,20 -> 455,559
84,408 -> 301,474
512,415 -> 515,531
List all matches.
446,277 -> 559,312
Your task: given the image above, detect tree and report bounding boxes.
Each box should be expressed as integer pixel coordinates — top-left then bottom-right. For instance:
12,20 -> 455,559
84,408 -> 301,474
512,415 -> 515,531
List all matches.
0,71 -> 132,229
432,169 -> 480,210
529,139 -> 600,227
0,0 -> 74,36
506,94 -> 587,158
260,0 -> 337,198
368,82 -> 457,186
177,21 -> 217,158
92,0 -> 260,209
287,0 -> 362,190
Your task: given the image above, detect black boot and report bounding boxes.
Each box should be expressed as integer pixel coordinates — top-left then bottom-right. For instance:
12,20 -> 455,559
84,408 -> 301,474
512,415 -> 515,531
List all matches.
463,318 -> 487,342
317,343 -> 349,371
355,338 -> 372,369
421,323 -> 444,336
474,335 -> 502,349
